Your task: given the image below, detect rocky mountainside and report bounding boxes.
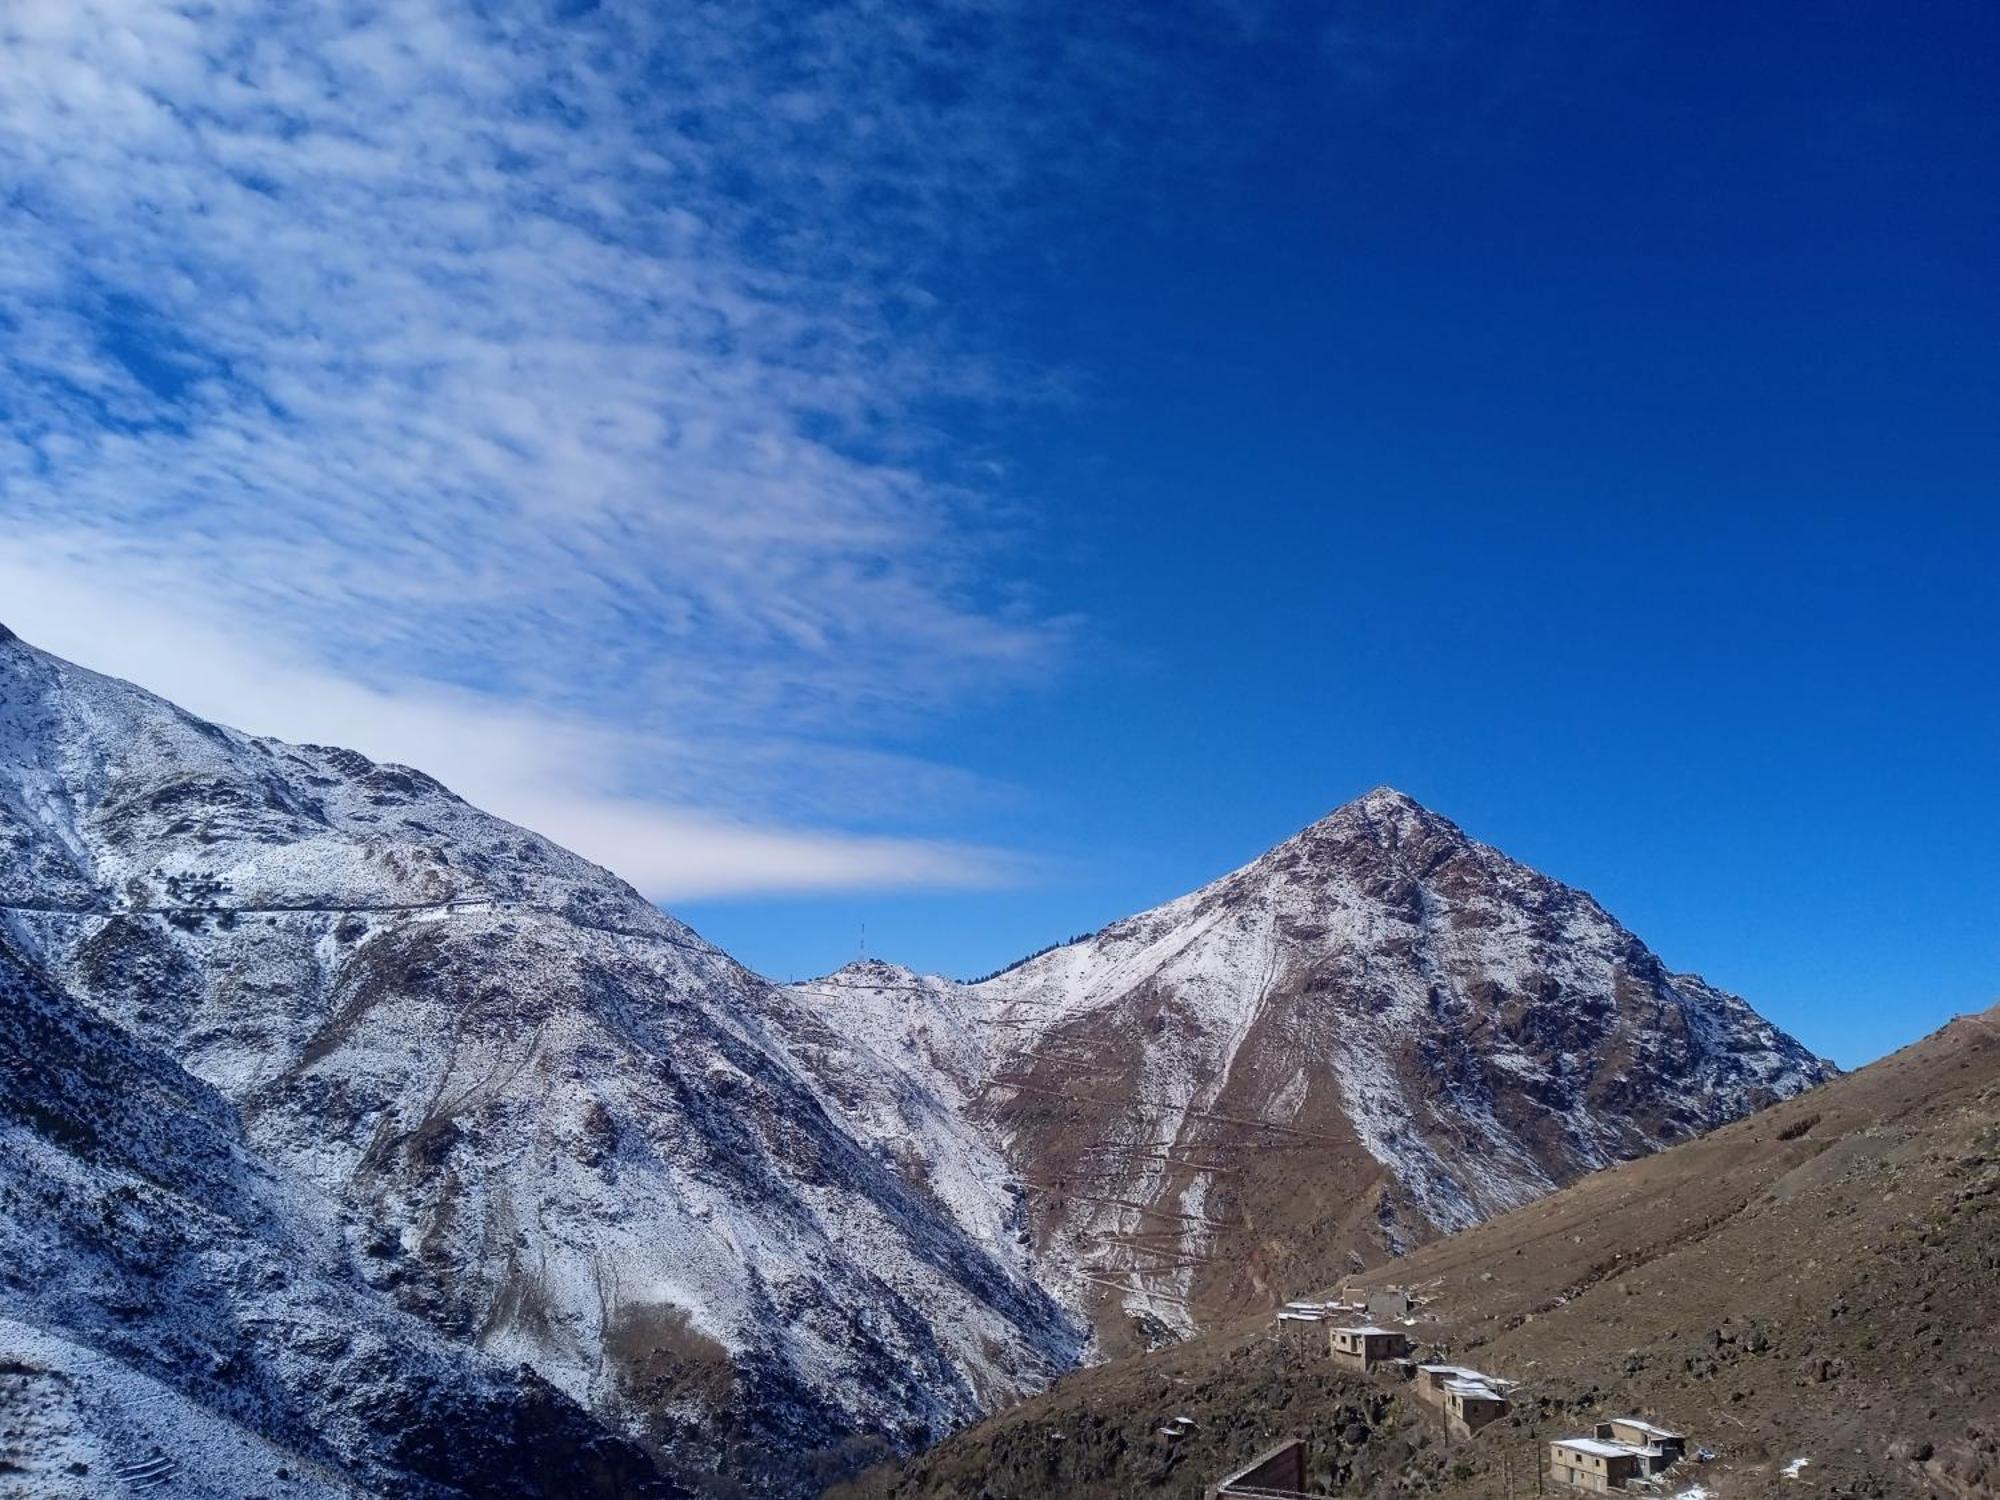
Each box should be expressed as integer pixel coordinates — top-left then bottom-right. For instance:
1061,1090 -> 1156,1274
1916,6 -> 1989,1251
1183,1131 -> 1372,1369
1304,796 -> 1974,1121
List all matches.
0,623 -> 1832,1495
847,1003 -> 2000,1500
952,789 -> 1832,1352
0,925 -> 676,1500
0,624 -> 1081,1498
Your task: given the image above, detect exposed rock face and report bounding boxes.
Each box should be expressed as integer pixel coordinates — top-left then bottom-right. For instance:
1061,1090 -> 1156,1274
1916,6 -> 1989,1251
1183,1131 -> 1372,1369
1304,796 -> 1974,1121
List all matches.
0,626 -> 1830,1492
857,1007 -> 1999,1500
960,789 -> 1834,1351
0,629 -> 1080,1497
0,926 -> 680,1500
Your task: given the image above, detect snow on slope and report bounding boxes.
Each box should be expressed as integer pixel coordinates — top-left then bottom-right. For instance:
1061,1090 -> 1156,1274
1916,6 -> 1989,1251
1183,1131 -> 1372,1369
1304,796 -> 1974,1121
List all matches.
762,961 -> 1020,1270
954,788 -> 1834,1344
0,625 -> 1081,1498
0,919 -> 675,1500
0,619 -> 1832,1486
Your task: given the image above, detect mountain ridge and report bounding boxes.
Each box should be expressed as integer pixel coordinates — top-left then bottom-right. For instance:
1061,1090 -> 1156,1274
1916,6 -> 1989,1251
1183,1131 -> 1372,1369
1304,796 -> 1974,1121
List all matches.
941,780 -> 1830,1352
0,627 -> 1081,1497
0,626 -> 1832,1494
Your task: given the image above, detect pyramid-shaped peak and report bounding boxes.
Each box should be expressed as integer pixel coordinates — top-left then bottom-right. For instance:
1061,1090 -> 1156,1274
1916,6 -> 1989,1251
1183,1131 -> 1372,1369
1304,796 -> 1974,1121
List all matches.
1316,784 -> 1452,831
1258,785 -> 1470,870
1355,785 -> 1421,813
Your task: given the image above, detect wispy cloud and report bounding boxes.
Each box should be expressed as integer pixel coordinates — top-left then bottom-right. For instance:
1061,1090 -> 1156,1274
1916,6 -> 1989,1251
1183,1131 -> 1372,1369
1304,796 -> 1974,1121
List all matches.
0,548 -> 1027,899
0,0 -> 1168,894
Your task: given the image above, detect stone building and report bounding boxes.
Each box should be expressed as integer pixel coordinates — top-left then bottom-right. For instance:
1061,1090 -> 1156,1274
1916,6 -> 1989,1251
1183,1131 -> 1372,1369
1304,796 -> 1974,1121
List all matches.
1549,1437 -> 1646,1492
1549,1418 -> 1686,1491
1412,1364 -> 1511,1436
1326,1325 -> 1411,1372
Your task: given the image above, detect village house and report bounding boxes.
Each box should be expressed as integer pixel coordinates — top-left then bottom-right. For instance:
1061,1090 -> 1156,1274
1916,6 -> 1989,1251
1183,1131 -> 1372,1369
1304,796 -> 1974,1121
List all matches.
1549,1437 -> 1645,1492
1326,1324 -> 1411,1372
1413,1364 -> 1513,1436
1366,1288 -> 1414,1321
1275,1299 -> 1363,1346
1596,1418 -> 1684,1465
1549,1418 -> 1686,1492
1442,1378 -> 1509,1438
1276,1305 -> 1326,1347
1336,1281 -> 1419,1321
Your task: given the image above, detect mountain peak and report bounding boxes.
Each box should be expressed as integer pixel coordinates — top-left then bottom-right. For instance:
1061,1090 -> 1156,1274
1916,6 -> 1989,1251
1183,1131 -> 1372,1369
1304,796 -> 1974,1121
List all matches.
819,956 -> 927,986
1353,784 -> 1422,814
1288,784 -> 1456,848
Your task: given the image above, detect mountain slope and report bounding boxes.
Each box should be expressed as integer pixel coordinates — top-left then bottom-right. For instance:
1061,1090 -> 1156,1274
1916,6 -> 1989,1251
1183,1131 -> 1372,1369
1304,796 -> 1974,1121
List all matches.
955,789 -> 1831,1350
849,1003 -> 1999,1500
0,921 -> 677,1500
0,625 -> 1081,1497
0,622 -> 1834,1494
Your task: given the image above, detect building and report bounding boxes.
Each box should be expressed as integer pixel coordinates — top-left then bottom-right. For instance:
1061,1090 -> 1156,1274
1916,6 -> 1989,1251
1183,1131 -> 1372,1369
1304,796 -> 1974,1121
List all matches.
1549,1420 -> 1686,1491
1549,1437 -> 1646,1492
1276,1306 -> 1326,1346
1205,1438 -> 1308,1500
1413,1364 -> 1512,1436
1597,1418 -> 1684,1467
1441,1378 -> 1510,1438
1413,1363 -> 1495,1403
1367,1288 -> 1414,1321
1336,1281 -> 1419,1321
1276,1299 -> 1363,1345
1326,1325 -> 1411,1372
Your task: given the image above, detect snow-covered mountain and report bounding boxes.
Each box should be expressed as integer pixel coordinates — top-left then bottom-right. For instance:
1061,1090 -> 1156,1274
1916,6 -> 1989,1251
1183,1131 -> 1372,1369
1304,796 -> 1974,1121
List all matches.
0,624 -> 1080,1497
954,788 -> 1834,1352
0,623 -> 1831,1493
0,924 -> 675,1499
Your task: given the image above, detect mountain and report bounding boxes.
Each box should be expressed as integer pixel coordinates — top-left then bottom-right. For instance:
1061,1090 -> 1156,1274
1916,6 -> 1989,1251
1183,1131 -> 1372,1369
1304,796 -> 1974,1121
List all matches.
0,924 -> 676,1500
952,788 -> 1832,1353
846,1003 -> 1999,1500
0,623 -> 1830,1495
0,624 -> 1081,1497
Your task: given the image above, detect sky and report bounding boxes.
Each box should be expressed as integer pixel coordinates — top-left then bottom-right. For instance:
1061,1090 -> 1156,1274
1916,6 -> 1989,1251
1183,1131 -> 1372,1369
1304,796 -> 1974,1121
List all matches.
1,1 -> 1993,1067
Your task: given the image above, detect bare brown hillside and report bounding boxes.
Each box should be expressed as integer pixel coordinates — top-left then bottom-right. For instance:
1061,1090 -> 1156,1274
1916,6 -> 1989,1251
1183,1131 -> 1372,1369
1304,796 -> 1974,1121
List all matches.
840,1005 -> 2000,1500
966,788 -> 1830,1355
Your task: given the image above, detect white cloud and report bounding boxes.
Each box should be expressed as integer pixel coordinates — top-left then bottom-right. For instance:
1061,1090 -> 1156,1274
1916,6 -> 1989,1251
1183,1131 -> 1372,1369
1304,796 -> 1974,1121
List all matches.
0,0 -> 1158,891
0,549 -> 1022,899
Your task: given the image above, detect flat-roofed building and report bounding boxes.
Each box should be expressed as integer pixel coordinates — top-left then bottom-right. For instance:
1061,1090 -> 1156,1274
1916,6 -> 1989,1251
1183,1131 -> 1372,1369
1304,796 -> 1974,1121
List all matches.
1549,1437 -> 1646,1492
1550,1419 -> 1686,1491
1441,1377 -> 1509,1437
1327,1325 -> 1411,1372
1597,1418 -> 1684,1470
1413,1364 -> 1493,1403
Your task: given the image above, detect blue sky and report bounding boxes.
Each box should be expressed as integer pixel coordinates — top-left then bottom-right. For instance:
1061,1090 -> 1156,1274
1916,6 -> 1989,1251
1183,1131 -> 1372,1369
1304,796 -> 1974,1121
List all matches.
1,2 -> 1992,1066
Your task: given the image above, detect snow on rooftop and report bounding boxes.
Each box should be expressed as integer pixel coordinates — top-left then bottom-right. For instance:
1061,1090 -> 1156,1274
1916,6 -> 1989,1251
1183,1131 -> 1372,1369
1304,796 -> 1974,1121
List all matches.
1557,1438 -> 1651,1460
1422,1363 -> 1510,1385
1611,1417 -> 1684,1439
